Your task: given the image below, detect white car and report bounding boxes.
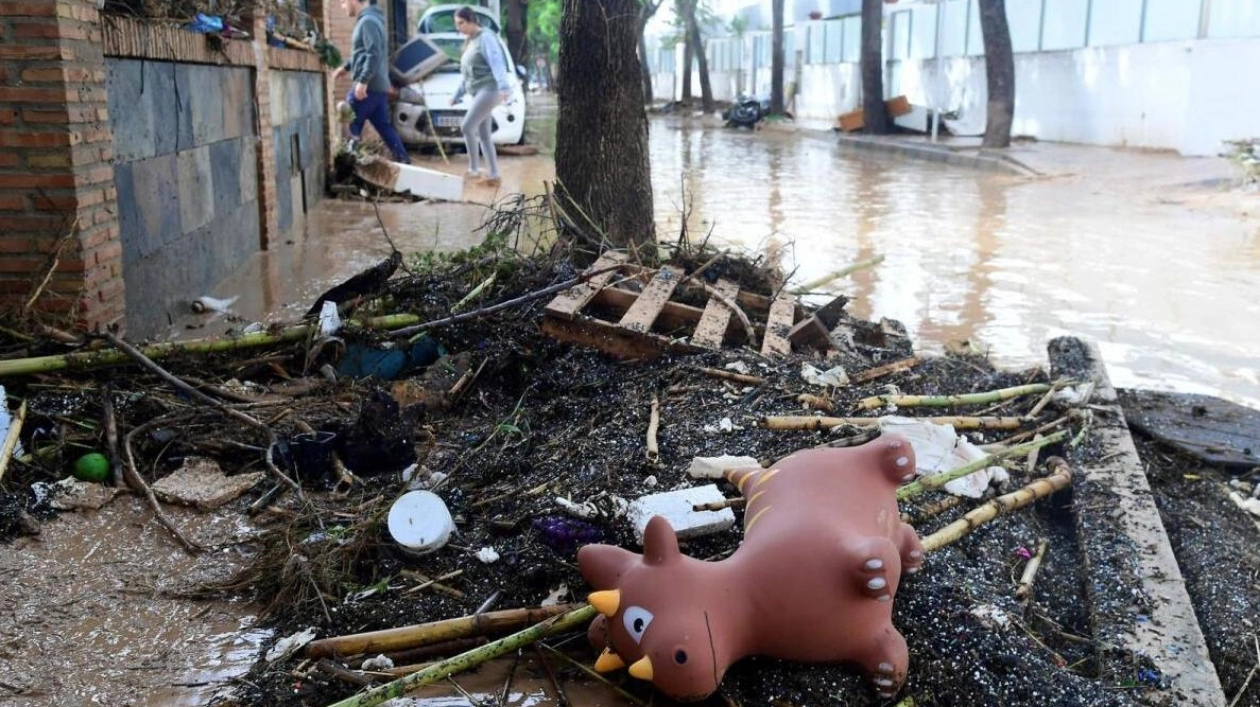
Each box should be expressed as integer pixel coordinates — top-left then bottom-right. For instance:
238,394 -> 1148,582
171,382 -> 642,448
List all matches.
392,5 -> 526,147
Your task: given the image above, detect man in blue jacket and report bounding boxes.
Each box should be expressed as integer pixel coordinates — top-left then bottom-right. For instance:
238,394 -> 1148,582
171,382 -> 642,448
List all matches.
332,0 -> 410,163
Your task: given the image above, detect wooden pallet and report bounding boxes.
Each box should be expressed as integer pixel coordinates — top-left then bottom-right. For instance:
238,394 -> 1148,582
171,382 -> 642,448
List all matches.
541,252 -> 802,359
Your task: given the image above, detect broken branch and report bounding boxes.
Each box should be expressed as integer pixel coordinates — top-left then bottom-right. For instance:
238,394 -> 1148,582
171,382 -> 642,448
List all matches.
790,255 -> 885,294
695,366 -> 764,386
921,458 -> 1073,553
322,604 -> 597,707
849,356 -> 923,384
395,265 -> 625,341
102,332 -> 303,498
307,604 -> 580,659
646,396 -> 661,465
121,413 -> 204,553
1015,538 -> 1049,601
761,416 -> 1024,432
857,383 -> 1053,411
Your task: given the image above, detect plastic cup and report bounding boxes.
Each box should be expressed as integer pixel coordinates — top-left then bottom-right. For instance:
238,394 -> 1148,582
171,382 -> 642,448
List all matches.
387,490 -> 454,556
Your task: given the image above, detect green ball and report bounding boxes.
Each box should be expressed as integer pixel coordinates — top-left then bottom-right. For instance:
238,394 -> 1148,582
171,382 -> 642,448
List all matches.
72,452 -> 111,482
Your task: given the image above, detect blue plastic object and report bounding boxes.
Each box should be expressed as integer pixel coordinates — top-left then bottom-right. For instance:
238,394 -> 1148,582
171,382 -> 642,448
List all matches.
336,336 -> 445,380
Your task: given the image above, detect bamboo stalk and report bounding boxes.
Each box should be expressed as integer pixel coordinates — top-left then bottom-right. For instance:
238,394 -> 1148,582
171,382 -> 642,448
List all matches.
0,400 -> 27,484
323,604 -> 597,707
900,495 -> 963,525
1015,538 -> 1049,601
308,604 -> 580,659
645,396 -> 661,465
695,497 -> 745,512
849,356 -> 923,384
0,314 -> 420,378
695,366 -> 764,386
790,255 -> 885,294
921,459 -> 1072,553
857,383 -> 1052,411
451,272 -> 497,314
796,394 -> 835,413
761,415 -> 1024,432
896,431 -> 1067,501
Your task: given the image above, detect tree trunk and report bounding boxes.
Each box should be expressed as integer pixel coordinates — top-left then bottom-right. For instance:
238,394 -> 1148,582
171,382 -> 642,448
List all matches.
681,29 -> 693,103
686,0 -> 713,113
769,0 -> 784,114
505,0 -> 529,89
556,0 -> 656,250
860,0 -> 887,134
978,0 -> 1015,148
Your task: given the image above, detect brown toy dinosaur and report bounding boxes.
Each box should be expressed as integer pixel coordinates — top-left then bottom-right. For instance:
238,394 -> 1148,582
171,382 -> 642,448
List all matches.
577,434 -> 924,702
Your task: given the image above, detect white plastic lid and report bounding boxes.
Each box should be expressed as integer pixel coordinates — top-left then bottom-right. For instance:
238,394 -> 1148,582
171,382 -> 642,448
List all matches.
387,491 -> 454,554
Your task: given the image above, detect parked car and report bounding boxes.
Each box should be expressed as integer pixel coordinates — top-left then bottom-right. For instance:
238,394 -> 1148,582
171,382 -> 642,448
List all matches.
391,5 -> 527,147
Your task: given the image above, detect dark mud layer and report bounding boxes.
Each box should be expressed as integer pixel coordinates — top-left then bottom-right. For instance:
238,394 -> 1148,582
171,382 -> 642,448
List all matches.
0,251 -> 1185,707
1129,416 -> 1260,705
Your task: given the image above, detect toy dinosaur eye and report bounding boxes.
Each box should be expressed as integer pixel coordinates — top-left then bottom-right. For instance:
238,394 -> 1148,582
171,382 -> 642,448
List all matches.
623,606 -> 654,644
674,649 -> 688,665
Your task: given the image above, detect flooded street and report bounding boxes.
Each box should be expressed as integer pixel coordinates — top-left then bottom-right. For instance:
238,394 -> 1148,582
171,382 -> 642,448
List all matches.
186,96 -> 1259,407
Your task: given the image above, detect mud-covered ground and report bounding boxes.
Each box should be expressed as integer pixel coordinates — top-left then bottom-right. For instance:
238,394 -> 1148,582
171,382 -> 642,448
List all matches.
1,244 -> 1252,707
1128,419 -> 1260,705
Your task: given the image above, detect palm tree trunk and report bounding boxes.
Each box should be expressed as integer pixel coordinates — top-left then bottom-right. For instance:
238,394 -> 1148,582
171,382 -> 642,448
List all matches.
979,0 -> 1015,148
687,0 -> 713,113
770,0 -> 785,114
860,0 -> 888,134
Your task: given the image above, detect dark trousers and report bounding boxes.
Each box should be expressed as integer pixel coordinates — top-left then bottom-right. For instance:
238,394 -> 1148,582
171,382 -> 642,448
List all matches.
347,89 -> 410,163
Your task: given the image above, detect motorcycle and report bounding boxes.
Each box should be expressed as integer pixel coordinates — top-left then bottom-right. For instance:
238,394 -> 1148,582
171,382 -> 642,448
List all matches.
722,94 -> 770,129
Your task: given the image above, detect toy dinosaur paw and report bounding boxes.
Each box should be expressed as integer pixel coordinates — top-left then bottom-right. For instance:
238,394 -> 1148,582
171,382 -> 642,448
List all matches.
871,660 -> 904,699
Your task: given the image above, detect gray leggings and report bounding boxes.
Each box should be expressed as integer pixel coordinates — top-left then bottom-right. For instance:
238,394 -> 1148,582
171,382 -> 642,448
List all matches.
461,87 -> 500,178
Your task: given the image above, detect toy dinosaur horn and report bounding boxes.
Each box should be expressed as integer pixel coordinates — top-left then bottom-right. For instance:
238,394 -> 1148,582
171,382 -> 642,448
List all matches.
628,656 -> 654,681
589,590 -> 621,616
594,648 -> 625,672
643,516 -> 681,566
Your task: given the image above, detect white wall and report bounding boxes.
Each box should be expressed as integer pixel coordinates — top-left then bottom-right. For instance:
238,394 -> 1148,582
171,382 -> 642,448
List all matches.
1182,39 -> 1260,156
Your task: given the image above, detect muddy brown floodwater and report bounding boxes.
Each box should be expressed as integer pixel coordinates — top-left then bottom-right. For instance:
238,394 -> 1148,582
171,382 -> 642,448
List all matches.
178,96 -> 1259,409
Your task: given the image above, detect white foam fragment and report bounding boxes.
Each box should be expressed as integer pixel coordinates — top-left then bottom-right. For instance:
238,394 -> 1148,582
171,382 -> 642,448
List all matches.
626,484 -> 736,544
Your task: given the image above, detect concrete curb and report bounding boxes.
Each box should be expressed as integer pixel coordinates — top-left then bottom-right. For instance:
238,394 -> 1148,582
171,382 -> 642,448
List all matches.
833,134 -> 1039,177
1048,337 -> 1226,707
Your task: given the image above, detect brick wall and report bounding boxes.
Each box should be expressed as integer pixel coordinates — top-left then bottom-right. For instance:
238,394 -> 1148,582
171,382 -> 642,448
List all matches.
0,0 -> 123,331
0,7 -> 332,336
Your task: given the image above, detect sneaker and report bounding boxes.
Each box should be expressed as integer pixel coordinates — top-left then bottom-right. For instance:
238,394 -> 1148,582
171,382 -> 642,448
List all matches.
478,175 -> 502,187
464,170 -> 483,180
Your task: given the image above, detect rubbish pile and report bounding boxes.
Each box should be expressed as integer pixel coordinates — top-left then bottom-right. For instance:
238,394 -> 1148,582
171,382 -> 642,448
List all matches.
0,236 -> 1255,707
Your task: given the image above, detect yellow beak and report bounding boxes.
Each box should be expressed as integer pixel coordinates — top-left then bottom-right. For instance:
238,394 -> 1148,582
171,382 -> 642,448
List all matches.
594,649 -> 625,673
588,590 -> 621,617
628,656 -> 654,681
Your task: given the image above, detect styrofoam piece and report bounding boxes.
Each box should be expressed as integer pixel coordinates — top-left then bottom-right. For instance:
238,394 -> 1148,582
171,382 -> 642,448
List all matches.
893,104 -> 932,133
387,490 -> 454,555
393,163 -> 464,202
626,484 -> 735,544
687,455 -> 761,479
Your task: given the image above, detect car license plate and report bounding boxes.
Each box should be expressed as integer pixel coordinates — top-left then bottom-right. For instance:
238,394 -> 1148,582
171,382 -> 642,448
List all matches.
436,115 -> 462,128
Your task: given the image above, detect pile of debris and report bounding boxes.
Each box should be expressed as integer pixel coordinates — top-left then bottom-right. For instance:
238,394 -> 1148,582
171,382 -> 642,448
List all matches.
0,236 -> 1254,707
